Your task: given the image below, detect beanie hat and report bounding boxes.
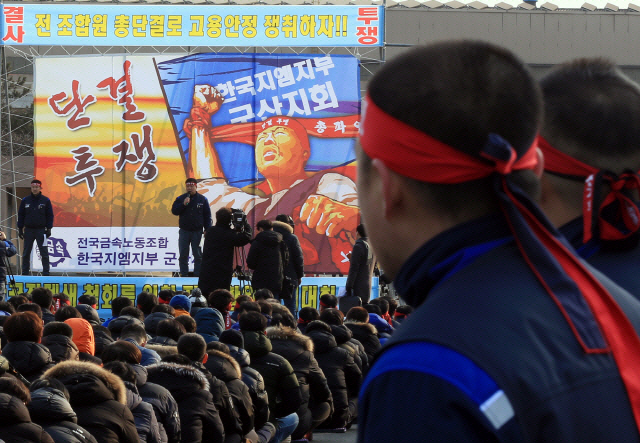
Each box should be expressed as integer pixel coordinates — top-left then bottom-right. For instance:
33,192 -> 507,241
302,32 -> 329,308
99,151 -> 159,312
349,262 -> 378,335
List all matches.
170,294 -> 192,312
219,329 -> 244,349
189,288 -> 207,307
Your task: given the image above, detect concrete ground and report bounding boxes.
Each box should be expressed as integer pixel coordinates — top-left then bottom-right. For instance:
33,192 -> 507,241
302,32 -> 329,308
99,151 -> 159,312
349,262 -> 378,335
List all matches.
300,424 -> 357,443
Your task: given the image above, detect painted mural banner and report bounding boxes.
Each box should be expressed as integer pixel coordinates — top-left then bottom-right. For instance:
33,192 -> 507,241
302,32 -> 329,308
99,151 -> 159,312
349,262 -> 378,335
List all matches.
7,276 -> 379,318
1,4 -> 384,47
33,52 -> 360,273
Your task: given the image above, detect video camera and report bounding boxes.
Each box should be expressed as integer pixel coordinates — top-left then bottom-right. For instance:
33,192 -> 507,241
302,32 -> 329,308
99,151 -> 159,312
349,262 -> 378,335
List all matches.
231,208 -> 248,231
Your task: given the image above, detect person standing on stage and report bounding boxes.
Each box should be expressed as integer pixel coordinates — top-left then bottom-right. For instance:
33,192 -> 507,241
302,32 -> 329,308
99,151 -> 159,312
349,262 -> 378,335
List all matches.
171,178 -> 212,277
18,179 -> 54,276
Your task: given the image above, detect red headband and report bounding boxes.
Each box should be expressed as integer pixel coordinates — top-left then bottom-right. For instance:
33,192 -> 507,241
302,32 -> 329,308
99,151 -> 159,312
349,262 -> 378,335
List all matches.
537,136 -> 598,178
359,95 -> 540,184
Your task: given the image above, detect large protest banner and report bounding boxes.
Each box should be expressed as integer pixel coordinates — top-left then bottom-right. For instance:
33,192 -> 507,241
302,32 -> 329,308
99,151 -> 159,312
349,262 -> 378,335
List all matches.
8,276 -> 379,318
33,52 -> 361,273
1,4 -> 384,47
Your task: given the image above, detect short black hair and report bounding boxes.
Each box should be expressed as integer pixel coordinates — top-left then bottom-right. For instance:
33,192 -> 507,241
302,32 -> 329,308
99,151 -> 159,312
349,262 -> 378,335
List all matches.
207,341 -> 230,354
175,315 -> 197,333
370,298 -> 389,315
43,321 -> 73,338
380,296 -> 399,316
18,303 -> 42,319
136,292 -> 158,316
216,207 -> 232,226
319,308 -> 344,326
364,304 -> 382,316
257,300 -> 273,316
304,320 -> 332,334
111,297 -> 133,316
157,319 -> 186,341
55,306 -> 81,322
356,224 -> 366,238
298,307 -> 320,323
152,304 -> 176,316
158,290 -> 174,304
0,375 -> 30,404
103,361 -> 137,384
78,294 -> 98,306
254,289 -> 273,301
239,311 -> 267,332
101,341 -> 142,365
219,329 -> 244,349
30,287 -> 53,309
177,333 -> 207,362
256,219 -> 273,231
119,323 -> 147,343
319,294 -> 338,309
8,295 -> 28,310
209,290 -> 235,312
238,301 -> 261,315
346,306 -> 369,322
271,312 -> 296,329
120,306 -> 145,322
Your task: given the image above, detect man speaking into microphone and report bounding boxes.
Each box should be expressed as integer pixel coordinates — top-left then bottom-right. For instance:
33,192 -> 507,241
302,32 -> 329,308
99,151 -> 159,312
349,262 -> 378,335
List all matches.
171,178 -> 212,277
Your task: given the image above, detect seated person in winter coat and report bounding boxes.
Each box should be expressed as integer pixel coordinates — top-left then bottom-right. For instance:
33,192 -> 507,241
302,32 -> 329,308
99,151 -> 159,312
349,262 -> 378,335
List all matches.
194,307 -> 225,343
144,307 -> 175,339
169,295 -> 192,318
101,341 -> 181,443
92,325 -> 115,359
42,322 -> 80,363
304,320 -> 362,430
267,325 -> 333,440
320,308 -> 369,376
103,361 -> 161,443
240,312 -> 302,443
2,311 -> 55,382
119,324 -> 161,366
363,304 -> 394,342
76,304 -> 102,327
344,307 -> 381,363
64,317 -> 101,364
297,307 -> 320,334
137,292 -> 158,318
209,290 -> 236,330
146,355 -> 225,443
42,360 -> 139,443
0,375 -> 55,443
28,378 -> 99,443
31,287 -> 56,325
219,330 -> 271,431
177,334 -> 244,443
147,319 -> 185,347
102,296 -> 133,327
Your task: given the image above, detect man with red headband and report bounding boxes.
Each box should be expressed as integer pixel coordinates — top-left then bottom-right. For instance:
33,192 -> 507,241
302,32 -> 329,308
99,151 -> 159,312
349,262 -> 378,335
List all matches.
184,85 -> 360,274
18,179 -> 54,276
171,177 -> 212,277
356,41 -> 640,442
538,59 -> 640,298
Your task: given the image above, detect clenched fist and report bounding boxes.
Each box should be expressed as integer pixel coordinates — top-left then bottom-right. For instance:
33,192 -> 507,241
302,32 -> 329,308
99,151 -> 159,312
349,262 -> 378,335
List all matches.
193,85 -> 224,115
300,194 -> 359,237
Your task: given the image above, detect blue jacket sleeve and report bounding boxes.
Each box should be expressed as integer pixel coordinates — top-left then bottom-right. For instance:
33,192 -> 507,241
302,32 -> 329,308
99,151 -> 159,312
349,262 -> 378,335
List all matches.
46,197 -> 54,229
171,194 -> 187,215
0,241 -> 17,258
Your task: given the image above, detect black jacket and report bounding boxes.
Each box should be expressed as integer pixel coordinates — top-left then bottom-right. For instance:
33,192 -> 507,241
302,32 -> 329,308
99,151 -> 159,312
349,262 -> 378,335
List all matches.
123,381 -> 161,443
247,230 -> 289,294
205,350 -> 255,436
146,362 -> 225,443
0,392 -> 55,443
132,364 -> 181,443
42,361 -> 139,443
144,312 -> 174,338
171,192 -> 212,232
18,193 -> 54,229
306,325 -> 362,428
28,387 -> 98,443
242,330 -> 302,420
330,324 -> 369,376
272,221 -> 304,281
345,237 -> 375,304
2,341 -> 55,382
267,326 -> 333,437
42,334 -> 80,364
227,345 -> 270,429
344,321 -> 380,363
199,223 -> 252,296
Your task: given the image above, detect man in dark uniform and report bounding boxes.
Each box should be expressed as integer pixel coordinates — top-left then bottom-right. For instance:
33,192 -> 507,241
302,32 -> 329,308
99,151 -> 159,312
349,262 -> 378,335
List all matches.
356,41 -> 640,442
171,178 -> 212,277
198,207 -> 252,297
18,179 -> 54,276
345,224 -> 375,304
537,58 -> 640,299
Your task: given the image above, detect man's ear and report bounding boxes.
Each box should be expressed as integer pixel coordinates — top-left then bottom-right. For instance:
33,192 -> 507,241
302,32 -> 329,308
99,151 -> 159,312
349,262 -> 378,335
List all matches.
371,159 -> 405,220
534,147 -> 545,178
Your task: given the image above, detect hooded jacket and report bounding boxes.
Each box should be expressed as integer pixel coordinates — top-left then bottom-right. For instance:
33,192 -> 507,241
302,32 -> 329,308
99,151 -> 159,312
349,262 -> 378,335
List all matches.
144,312 -> 174,338
272,221 -> 304,282
345,321 -> 381,363
0,392 -> 54,443
92,327 -> 115,359
132,364 -> 181,443
247,230 -> 289,294
145,362 -> 225,443
42,334 -> 80,363
267,326 -> 333,438
195,308 -> 225,343
226,344 -> 270,429
42,361 -> 139,443
242,330 -> 302,420
2,341 -> 55,382
305,324 -> 362,428
123,381 -> 161,443
28,387 -> 98,443
205,349 -> 255,435
65,318 -> 102,364
330,324 -> 369,376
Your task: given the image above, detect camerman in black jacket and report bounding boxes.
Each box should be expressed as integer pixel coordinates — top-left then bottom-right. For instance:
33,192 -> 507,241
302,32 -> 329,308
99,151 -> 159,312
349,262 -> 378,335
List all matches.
198,208 -> 252,297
